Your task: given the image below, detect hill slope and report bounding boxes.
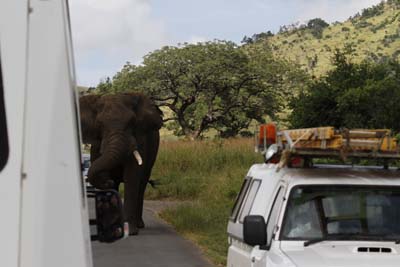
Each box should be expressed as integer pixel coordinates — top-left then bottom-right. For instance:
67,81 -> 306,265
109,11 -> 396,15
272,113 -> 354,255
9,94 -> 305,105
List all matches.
254,0 -> 400,76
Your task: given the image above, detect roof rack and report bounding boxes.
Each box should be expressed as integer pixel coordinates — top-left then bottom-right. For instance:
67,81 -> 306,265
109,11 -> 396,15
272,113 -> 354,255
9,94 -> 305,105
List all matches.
255,125 -> 400,162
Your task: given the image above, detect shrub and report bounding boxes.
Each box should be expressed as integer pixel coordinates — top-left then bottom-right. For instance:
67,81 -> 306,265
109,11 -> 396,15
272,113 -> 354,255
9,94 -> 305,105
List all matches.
307,18 -> 329,39
289,50 -> 400,131
361,3 -> 385,19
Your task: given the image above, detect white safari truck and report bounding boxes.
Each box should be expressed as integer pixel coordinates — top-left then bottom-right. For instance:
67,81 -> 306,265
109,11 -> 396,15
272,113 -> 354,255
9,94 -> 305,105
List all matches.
0,1 -> 125,267
227,125 -> 400,267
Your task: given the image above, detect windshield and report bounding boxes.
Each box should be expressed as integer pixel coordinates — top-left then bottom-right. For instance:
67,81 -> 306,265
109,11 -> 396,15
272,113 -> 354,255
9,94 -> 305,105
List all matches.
281,185 -> 400,241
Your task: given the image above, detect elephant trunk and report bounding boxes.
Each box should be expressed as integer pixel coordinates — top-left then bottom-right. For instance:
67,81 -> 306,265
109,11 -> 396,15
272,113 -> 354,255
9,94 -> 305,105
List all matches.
88,131 -> 131,187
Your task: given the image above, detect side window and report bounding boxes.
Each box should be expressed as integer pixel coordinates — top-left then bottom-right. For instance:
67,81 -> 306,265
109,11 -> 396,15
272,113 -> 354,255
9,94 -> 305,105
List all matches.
230,177 -> 251,221
266,186 -> 285,246
0,57 -> 9,171
239,180 -> 261,223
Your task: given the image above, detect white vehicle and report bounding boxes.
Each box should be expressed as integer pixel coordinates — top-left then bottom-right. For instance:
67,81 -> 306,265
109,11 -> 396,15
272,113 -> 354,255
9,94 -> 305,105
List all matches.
227,125 -> 400,267
0,1 -> 125,267
83,153 -> 91,177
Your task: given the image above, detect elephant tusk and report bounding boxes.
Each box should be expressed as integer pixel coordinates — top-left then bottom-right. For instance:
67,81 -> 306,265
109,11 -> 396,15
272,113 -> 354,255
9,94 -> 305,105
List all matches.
133,150 -> 143,166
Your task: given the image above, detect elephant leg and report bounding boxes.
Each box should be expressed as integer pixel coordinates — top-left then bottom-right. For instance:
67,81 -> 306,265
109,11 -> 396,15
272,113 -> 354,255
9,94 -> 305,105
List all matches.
137,178 -> 148,228
123,157 -> 142,235
137,131 -> 160,228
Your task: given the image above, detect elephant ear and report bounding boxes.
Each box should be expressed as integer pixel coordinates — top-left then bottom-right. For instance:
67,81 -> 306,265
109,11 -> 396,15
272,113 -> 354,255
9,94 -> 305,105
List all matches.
126,93 -> 163,131
79,94 -> 101,112
79,94 -> 101,142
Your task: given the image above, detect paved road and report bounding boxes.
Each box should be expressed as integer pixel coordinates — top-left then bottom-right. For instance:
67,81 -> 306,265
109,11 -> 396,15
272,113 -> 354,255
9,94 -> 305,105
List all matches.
92,201 -> 213,267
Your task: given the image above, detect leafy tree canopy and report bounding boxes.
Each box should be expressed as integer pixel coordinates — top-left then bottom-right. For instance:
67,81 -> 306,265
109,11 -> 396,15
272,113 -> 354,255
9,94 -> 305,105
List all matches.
289,49 -> 400,132
105,41 -> 305,139
241,31 -> 274,44
307,18 -> 329,29
306,18 -> 329,39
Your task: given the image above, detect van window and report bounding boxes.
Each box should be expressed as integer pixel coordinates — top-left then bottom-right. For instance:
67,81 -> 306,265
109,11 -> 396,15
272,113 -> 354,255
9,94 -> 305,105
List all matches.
239,180 -> 261,223
0,57 -> 9,171
266,186 -> 285,246
230,177 -> 251,221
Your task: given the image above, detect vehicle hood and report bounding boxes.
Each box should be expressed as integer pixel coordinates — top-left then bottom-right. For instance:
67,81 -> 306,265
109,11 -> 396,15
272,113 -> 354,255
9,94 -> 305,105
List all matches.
280,241 -> 399,267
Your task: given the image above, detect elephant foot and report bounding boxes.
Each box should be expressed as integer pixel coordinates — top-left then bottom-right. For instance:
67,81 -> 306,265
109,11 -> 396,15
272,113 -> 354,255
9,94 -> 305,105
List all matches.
137,219 -> 145,229
129,225 -> 139,236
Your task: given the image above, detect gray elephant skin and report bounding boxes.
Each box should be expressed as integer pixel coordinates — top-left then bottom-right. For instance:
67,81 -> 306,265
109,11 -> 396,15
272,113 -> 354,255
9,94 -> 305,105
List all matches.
79,93 -> 163,235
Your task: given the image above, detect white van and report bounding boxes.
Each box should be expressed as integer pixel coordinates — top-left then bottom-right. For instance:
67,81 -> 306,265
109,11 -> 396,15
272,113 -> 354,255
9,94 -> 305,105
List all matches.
0,1 -> 125,266
227,126 -> 400,267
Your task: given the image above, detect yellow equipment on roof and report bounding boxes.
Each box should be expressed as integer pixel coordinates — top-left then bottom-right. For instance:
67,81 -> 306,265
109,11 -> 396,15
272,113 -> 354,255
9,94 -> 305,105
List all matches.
256,124 -> 400,160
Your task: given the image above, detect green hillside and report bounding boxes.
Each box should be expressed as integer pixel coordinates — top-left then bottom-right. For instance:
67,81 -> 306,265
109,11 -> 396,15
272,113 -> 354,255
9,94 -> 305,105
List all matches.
252,0 -> 400,76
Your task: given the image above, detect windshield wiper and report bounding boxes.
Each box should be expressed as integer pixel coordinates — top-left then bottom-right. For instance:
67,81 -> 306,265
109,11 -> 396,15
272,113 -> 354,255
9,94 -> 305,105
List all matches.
304,235 -> 346,247
304,238 -> 326,247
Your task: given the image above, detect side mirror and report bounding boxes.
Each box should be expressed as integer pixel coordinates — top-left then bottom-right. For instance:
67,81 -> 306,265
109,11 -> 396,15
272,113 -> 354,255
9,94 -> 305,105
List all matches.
87,187 -> 128,243
243,215 -> 267,247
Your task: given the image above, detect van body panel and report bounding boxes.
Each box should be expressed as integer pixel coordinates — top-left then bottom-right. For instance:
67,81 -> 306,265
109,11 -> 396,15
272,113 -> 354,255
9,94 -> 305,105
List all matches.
19,1 -> 92,266
0,1 -> 28,266
0,0 -> 92,266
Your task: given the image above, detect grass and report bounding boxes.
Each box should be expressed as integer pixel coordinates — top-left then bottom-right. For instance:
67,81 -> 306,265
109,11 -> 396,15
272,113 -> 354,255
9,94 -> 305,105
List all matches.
145,138 -> 262,266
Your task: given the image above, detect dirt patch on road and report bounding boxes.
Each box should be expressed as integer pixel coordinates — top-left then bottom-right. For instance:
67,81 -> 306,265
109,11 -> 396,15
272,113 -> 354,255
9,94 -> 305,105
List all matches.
144,200 -> 186,214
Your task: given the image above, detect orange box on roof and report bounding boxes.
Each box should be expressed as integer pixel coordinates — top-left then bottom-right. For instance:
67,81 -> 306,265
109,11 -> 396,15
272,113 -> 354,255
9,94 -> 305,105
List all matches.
259,123 -> 276,146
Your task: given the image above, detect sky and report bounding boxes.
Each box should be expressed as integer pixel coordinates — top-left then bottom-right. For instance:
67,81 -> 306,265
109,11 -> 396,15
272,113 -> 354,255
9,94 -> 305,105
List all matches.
69,0 -> 382,87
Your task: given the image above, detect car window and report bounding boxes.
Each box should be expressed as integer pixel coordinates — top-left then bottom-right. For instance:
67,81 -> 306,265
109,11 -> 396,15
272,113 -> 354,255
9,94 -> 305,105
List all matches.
281,185 -> 400,241
239,180 -> 261,223
230,177 -> 251,221
281,197 -> 323,239
0,56 -> 9,172
266,186 -> 285,246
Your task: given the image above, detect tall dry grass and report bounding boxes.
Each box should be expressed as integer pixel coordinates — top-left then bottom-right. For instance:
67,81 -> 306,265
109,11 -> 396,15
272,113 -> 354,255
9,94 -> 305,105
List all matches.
146,138 -> 263,266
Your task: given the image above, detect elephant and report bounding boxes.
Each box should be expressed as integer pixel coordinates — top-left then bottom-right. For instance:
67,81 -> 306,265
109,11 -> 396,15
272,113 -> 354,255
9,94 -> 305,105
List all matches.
79,93 -> 163,235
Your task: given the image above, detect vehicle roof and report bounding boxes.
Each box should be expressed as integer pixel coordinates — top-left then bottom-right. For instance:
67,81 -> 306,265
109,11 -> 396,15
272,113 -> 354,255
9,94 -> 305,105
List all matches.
248,163 -> 400,187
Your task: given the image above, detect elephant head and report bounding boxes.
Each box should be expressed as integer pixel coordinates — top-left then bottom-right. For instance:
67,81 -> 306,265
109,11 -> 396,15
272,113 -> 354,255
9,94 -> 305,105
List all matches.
79,93 -> 163,189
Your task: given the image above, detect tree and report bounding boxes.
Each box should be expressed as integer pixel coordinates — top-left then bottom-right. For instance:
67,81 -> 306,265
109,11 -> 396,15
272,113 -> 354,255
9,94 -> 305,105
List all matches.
306,18 -> 329,39
361,2 -> 385,18
241,31 -> 274,44
289,49 -> 400,131
95,77 -> 113,94
110,41 -> 303,139
111,63 -> 139,93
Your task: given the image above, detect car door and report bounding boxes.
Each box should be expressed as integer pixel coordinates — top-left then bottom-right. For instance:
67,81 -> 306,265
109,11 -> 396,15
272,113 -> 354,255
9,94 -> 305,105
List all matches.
227,178 -> 261,267
251,184 -> 286,267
